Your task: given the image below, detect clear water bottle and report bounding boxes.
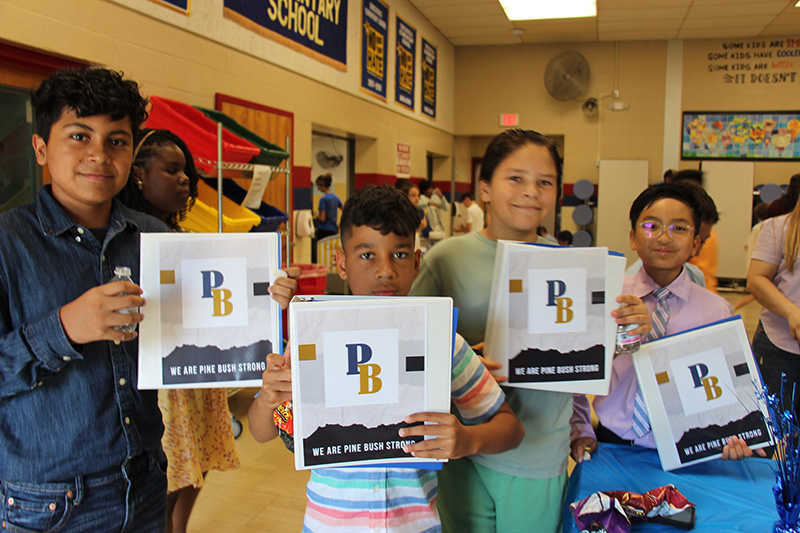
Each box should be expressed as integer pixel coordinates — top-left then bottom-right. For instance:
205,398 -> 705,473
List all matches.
112,266 -> 137,333
616,304 -> 641,354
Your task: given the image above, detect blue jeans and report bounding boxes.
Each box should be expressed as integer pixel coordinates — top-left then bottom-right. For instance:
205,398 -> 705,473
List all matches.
752,322 -> 800,413
0,451 -> 167,533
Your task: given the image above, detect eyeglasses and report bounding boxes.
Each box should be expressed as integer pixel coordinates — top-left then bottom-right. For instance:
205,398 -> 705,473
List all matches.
638,221 -> 694,239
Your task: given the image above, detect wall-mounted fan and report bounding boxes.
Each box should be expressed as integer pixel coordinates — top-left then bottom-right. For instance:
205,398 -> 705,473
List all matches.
316,151 -> 343,169
544,51 -> 590,101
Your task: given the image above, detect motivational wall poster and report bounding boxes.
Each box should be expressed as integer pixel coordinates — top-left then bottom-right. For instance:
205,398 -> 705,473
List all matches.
395,15 -> 416,111
360,0 -> 389,101
224,0 -> 348,71
484,241 -> 625,395
421,37 -> 437,119
682,111 -> 800,160
138,233 -> 282,389
632,316 -> 772,471
289,295 -> 453,470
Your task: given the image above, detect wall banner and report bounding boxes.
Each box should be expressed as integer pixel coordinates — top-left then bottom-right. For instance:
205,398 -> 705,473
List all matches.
421,37 -> 437,119
395,16 -> 416,111
224,0 -> 348,71
682,111 -> 800,160
361,0 -> 389,101
148,0 -> 190,15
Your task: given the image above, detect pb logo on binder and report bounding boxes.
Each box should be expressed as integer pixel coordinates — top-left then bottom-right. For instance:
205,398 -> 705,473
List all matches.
201,270 -> 233,317
688,363 -> 724,402
346,343 -> 383,395
546,280 -> 574,324
324,329 -> 399,408
529,268 -> 587,333
671,347 -> 737,416
181,257 -> 248,328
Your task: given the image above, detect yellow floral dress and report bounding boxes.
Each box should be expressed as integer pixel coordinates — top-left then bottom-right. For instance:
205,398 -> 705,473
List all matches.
158,388 -> 241,492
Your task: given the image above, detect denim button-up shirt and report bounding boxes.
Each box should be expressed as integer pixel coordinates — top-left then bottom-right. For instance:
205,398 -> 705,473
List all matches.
0,187 -> 168,482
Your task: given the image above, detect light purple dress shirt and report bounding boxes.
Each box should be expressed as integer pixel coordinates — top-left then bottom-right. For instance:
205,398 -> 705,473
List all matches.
751,214 -> 800,355
572,266 -> 733,448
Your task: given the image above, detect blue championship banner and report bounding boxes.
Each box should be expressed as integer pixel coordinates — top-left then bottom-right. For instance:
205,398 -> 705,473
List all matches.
224,0 -> 348,71
148,0 -> 190,14
395,15 -> 415,110
361,0 -> 389,101
421,37 -> 437,119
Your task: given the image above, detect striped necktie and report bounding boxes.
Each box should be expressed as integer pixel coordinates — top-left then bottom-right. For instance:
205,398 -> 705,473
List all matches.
632,287 -> 671,438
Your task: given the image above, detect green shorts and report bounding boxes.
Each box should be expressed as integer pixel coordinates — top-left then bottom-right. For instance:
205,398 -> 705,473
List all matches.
436,457 -> 568,533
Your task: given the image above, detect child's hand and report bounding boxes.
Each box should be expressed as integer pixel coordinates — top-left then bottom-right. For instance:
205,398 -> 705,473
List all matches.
399,412 -> 473,460
256,352 -> 292,409
477,355 -> 507,383
612,295 -> 652,339
269,267 -> 302,310
471,342 -> 507,383
721,435 -> 768,460
59,281 -> 145,345
570,437 -> 597,463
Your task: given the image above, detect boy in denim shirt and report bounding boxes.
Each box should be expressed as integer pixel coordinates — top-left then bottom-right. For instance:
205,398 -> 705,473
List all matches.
0,68 -> 168,531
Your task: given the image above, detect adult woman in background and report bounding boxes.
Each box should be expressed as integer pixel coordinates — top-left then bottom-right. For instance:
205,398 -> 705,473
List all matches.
748,188 -> 800,411
312,173 -> 342,263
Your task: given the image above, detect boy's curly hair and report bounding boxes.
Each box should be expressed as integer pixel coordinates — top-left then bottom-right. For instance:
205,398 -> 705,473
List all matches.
340,185 -> 420,246
32,68 -> 148,142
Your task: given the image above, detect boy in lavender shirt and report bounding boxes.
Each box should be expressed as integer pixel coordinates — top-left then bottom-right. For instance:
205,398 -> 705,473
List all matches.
571,184 -> 763,461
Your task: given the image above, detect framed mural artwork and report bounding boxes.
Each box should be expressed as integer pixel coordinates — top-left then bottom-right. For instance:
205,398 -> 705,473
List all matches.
682,111 -> 800,160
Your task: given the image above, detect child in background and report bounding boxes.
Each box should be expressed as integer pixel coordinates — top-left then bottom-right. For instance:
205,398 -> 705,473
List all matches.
672,170 -> 720,293
118,128 -> 198,230
395,177 -> 427,250
537,225 -> 558,243
418,179 -> 448,239
410,129 -> 651,532
453,190 -> 484,234
0,67 -> 168,531
117,129 -> 240,533
571,183 -> 764,461
249,185 -> 524,532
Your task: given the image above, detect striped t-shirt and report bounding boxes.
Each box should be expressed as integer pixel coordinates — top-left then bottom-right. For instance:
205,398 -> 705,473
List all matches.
302,334 -> 505,533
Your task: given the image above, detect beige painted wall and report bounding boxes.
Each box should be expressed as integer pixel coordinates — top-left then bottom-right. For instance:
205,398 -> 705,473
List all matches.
454,36 -> 800,189
454,41 -> 668,186
0,0 -> 454,179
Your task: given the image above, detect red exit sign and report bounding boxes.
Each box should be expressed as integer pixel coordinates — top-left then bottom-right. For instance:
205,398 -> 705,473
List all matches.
500,113 -> 519,127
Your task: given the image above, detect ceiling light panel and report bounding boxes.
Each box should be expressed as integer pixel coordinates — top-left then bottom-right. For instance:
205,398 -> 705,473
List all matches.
500,0 -> 597,21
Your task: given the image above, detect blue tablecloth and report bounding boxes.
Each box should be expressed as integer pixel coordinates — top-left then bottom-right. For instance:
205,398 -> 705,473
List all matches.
564,443 -> 777,532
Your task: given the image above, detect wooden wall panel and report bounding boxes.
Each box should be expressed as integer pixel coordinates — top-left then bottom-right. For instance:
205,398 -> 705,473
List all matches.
220,102 -> 291,215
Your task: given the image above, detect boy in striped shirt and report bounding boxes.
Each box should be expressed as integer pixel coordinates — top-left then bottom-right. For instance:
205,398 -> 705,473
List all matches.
250,185 -> 523,532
